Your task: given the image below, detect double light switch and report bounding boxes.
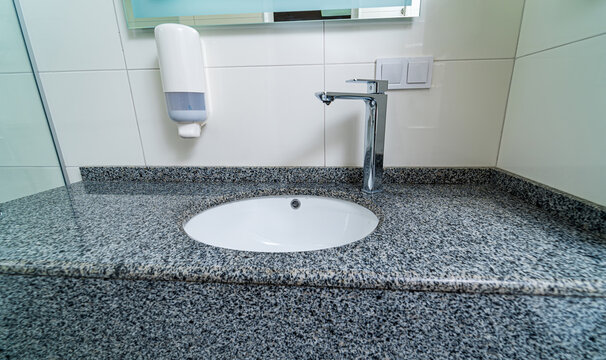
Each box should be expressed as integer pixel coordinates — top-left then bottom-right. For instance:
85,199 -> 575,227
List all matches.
376,57 -> 433,90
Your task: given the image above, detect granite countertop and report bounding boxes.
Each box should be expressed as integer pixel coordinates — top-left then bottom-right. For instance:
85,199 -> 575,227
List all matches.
1,179 -> 605,297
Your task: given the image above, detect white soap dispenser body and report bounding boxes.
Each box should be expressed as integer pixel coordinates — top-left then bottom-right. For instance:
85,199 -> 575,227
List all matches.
155,24 -> 208,138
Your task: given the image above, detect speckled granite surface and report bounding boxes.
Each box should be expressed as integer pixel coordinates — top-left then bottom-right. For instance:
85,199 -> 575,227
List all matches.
80,166 -> 605,234
80,166 -> 494,185
2,275 -> 605,359
1,178 -> 604,297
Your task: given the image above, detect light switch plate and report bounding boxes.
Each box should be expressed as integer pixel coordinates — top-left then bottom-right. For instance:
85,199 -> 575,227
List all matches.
376,56 -> 433,90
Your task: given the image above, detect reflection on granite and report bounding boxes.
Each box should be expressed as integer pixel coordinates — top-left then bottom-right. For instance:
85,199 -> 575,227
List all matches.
492,169 -> 606,234
1,179 -> 605,296
2,275 -> 605,359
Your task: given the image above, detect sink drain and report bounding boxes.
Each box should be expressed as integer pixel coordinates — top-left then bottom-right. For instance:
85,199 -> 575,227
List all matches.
290,199 -> 301,210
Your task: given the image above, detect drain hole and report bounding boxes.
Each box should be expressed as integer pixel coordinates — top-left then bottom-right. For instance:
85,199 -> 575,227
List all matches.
290,199 -> 301,210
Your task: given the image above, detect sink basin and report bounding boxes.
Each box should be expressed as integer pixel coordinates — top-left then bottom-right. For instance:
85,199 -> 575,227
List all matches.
183,196 -> 379,252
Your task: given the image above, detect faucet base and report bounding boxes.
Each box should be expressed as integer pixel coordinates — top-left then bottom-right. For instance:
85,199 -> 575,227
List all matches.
362,188 -> 383,195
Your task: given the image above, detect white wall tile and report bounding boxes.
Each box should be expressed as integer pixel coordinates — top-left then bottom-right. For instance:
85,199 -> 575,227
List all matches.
325,0 -> 524,64
129,67 -> 324,166
498,35 -> 606,206
200,22 -> 323,67
0,166 -> 64,203
112,0 -> 158,70
113,0 -> 323,69
19,0 -> 125,71
517,0 -> 606,57
40,71 -> 145,166
326,60 -> 513,167
0,73 -> 59,166
0,0 -> 31,73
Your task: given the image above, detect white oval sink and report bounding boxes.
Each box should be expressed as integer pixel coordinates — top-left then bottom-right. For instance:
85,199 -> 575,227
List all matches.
184,196 -> 379,252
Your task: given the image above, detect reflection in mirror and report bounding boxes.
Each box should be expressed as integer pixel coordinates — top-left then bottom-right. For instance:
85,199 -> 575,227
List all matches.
122,0 -> 420,29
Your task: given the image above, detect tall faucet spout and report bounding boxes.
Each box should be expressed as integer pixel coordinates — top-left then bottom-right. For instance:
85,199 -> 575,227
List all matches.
315,79 -> 388,194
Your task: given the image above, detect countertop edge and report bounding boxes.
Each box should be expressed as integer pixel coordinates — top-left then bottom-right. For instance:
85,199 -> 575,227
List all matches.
2,260 -> 605,298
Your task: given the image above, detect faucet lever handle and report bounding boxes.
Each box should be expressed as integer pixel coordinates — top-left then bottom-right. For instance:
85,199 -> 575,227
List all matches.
346,79 -> 388,94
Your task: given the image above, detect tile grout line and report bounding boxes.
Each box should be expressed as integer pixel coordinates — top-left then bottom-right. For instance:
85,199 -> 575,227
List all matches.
0,71 -> 33,75
322,58 -> 515,65
204,58 -> 516,69
0,165 -> 75,169
34,57 -> 519,75
495,0 -> 526,168
111,0 -> 148,166
516,31 -> 606,60
432,58 -> 514,63
124,69 -> 148,166
38,69 -> 132,74
207,63 -> 325,69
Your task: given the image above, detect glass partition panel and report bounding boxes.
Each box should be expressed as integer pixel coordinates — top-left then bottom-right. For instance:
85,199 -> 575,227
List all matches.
0,0 -> 65,203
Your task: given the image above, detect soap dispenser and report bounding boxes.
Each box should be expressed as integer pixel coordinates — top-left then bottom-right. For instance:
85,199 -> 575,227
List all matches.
154,24 -> 208,138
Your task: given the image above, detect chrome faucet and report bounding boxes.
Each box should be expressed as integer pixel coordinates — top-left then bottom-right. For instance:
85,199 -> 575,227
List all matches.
315,79 -> 388,194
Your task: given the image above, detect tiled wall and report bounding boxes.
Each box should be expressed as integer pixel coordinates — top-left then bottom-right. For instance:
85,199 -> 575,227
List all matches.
18,0 -> 524,182
498,0 -> 606,206
0,0 -> 63,202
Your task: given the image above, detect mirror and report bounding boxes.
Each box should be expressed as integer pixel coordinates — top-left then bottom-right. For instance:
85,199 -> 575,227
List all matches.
122,0 -> 420,29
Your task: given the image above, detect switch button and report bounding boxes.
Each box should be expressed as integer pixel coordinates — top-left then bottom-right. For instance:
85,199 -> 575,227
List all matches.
407,61 -> 429,84
381,63 -> 403,85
